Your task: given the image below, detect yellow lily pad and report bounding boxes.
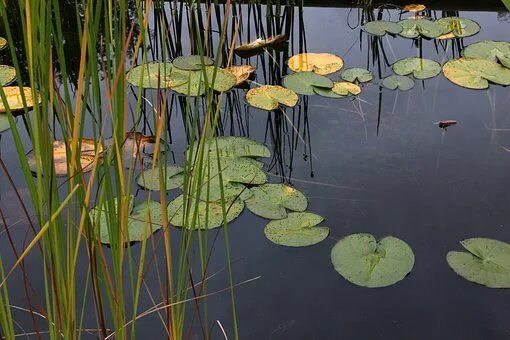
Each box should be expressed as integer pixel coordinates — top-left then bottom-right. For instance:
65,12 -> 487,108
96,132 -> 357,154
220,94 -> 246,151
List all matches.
226,65 -> 256,86
287,53 -> 344,75
0,86 -> 40,113
442,57 -> 510,89
0,37 -> 6,51
246,85 -> 298,110
403,4 -> 427,12
0,65 -> 16,86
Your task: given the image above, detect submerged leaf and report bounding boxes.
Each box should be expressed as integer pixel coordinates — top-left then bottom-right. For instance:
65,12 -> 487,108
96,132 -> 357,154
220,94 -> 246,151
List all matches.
393,57 -> 441,79
287,53 -> 344,75
172,55 -> 214,71
399,19 -> 448,39
264,212 -> 329,247
226,65 -> 256,85
341,68 -> 374,83
436,17 -> 480,38
313,82 -> 361,98
0,86 -> 40,113
462,40 -> 510,68
126,62 -> 180,89
246,85 -> 298,110
283,72 -> 334,95
382,75 -> 415,91
447,238 -> 510,288
245,183 -> 308,219
442,57 -> 510,89
0,65 -> 15,86
136,165 -> 184,191
362,20 -> 403,37
331,233 -> 415,288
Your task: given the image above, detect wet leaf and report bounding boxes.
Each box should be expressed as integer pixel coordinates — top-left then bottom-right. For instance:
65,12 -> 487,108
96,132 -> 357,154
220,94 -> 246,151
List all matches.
0,65 -> 15,86
136,165 -> 184,191
168,194 -> 244,230
172,55 -> 214,70
331,233 -> 415,288
0,37 -> 6,51
341,68 -> 374,83
436,17 -> 480,38
403,4 -> 427,12
245,183 -> 308,219
235,35 -> 288,52
287,53 -> 344,75
27,139 -> 102,176
313,82 -> 361,98
283,72 -> 334,95
246,85 -> 298,110
442,57 -> 510,89
264,212 -> 329,247
462,40 -> 510,68
126,62 -> 181,89
393,57 -> 441,79
0,86 -> 40,113
399,19 -> 448,39
225,65 -> 256,85
170,66 -> 237,96
187,136 -> 271,161
447,238 -> 510,288
362,20 -> 403,37
382,75 -> 415,91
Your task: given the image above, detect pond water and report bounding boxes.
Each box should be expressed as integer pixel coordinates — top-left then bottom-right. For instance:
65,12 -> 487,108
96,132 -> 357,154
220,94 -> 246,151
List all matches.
1,1 -> 510,339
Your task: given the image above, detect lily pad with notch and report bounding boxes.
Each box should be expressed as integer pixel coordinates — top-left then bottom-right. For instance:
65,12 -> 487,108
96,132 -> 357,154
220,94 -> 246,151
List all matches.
172,55 -> 214,71
341,68 -> 374,83
186,136 -> 271,161
436,17 -> 480,38
283,72 -> 334,95
0,86 -> 41,114
393,57 -> 441,79
170,66 -> 237,96
226,65 -> 256,86
246,85 -> 298,110
126,62 -> 180,89
331,233 -> 415,288
0,65 -> 16,86
313,82 -> 362,98
287,53 -> 344,75
382,75 -> 415,91
245,183 -> 308,219
362,20 -> 403,37
399,19 -> 448,39
264,212 -> 329,247
462,40 -> 510,69
442,57 -> 510,89
136,164 -> 184,191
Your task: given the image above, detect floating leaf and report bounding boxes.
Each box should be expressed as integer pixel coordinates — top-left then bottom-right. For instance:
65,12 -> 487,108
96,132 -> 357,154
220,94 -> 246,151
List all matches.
331,233 -> 415,288
168,194 -> 244,230
287,53 -> 344,75
313,82 -> 361,98
27,139 -> 102,176
0,65 -> 15,86
170,66 -> 236,96
341,68 -> 374,83
403,4 -> 427,12
462,40 -> 510,68
264,212 -> 329,247
436,17 -> 480,38
0,86 -> 40,113
382,75 -> 415,91
0,115 -> 11,133
187,136 -> 270,161
126,62 -> 181,89
172,55 -> 214,71
392,57 -> 441,79
399,19 -> 448,39
246,85 -> 298,110
245,183 -> 308,219
283,72 -> 333,95
0,37 -> 6,51
136,165 -> 184,191
235,35 -> 288,53
442,57 -> 510,89
447,238 -> 510,288
361,20 -> 403,37
226,65 -> 256,85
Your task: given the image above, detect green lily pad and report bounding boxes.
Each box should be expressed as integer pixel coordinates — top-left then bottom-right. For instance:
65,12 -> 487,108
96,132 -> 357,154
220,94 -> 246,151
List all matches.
168,194 -> 244,230
0,37 -> 6,51
0,65 -> 15,86
264,212 -> 329,247
436,17 -> 480,38
399,19 -> 448,39
447,238 -> 510,288
0,115 -> 10,133
245,183 -> 308,219
246,85 -> 298,110
392,57 -> 441,79
170,66 -> 236,96
283,72 -> 334,95
136,165 -> 184,191
362,20 -> 403,37
126,62 -> 182,89
187,136 -> 270,161
443,57 -> 510,89
382,75 -> 415,91
313,82 -> 361,98
331,233 -> 415,288
341,68 -> 374,83
172,55 -> 214,71
462,40 -> 510,69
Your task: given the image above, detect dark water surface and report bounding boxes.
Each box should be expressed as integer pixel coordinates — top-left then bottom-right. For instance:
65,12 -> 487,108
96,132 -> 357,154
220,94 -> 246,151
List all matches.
1,2 -> 510,339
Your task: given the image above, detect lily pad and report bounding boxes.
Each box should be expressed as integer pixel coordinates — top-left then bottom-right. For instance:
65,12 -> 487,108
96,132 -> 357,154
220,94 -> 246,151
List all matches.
331,233 -> 415,288
172,55 -> 214,71
136,165 -> 184,191
287,53 -> 344,75
442,57 -> 510,89
436,17 -> 480,38
313,82 -> 361,98
168,194 -> 244,230
235,35 -> 288,53
362,20 -> 403,37
246,85 -> 298,110
187,136 -> 270,161
107,132 -> 162,168
393,57 -> 441,79
283,72 -> 334,95
226,65 -> 256,85
264,212 -> 329,247
341,68 -> 374,83
0,86 -> 40,113
447,238 -> 510,288
0,37 -> 6,51
245,183 -> 308,219
399,19 -> 448,39
170,66 -> 236,96
403,4 -> 427,12
462,40 -> 510,68
0,65 -> 15,86
0,115 -> 10,133
126,62 -> 180,89
382,75 -> 415,91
